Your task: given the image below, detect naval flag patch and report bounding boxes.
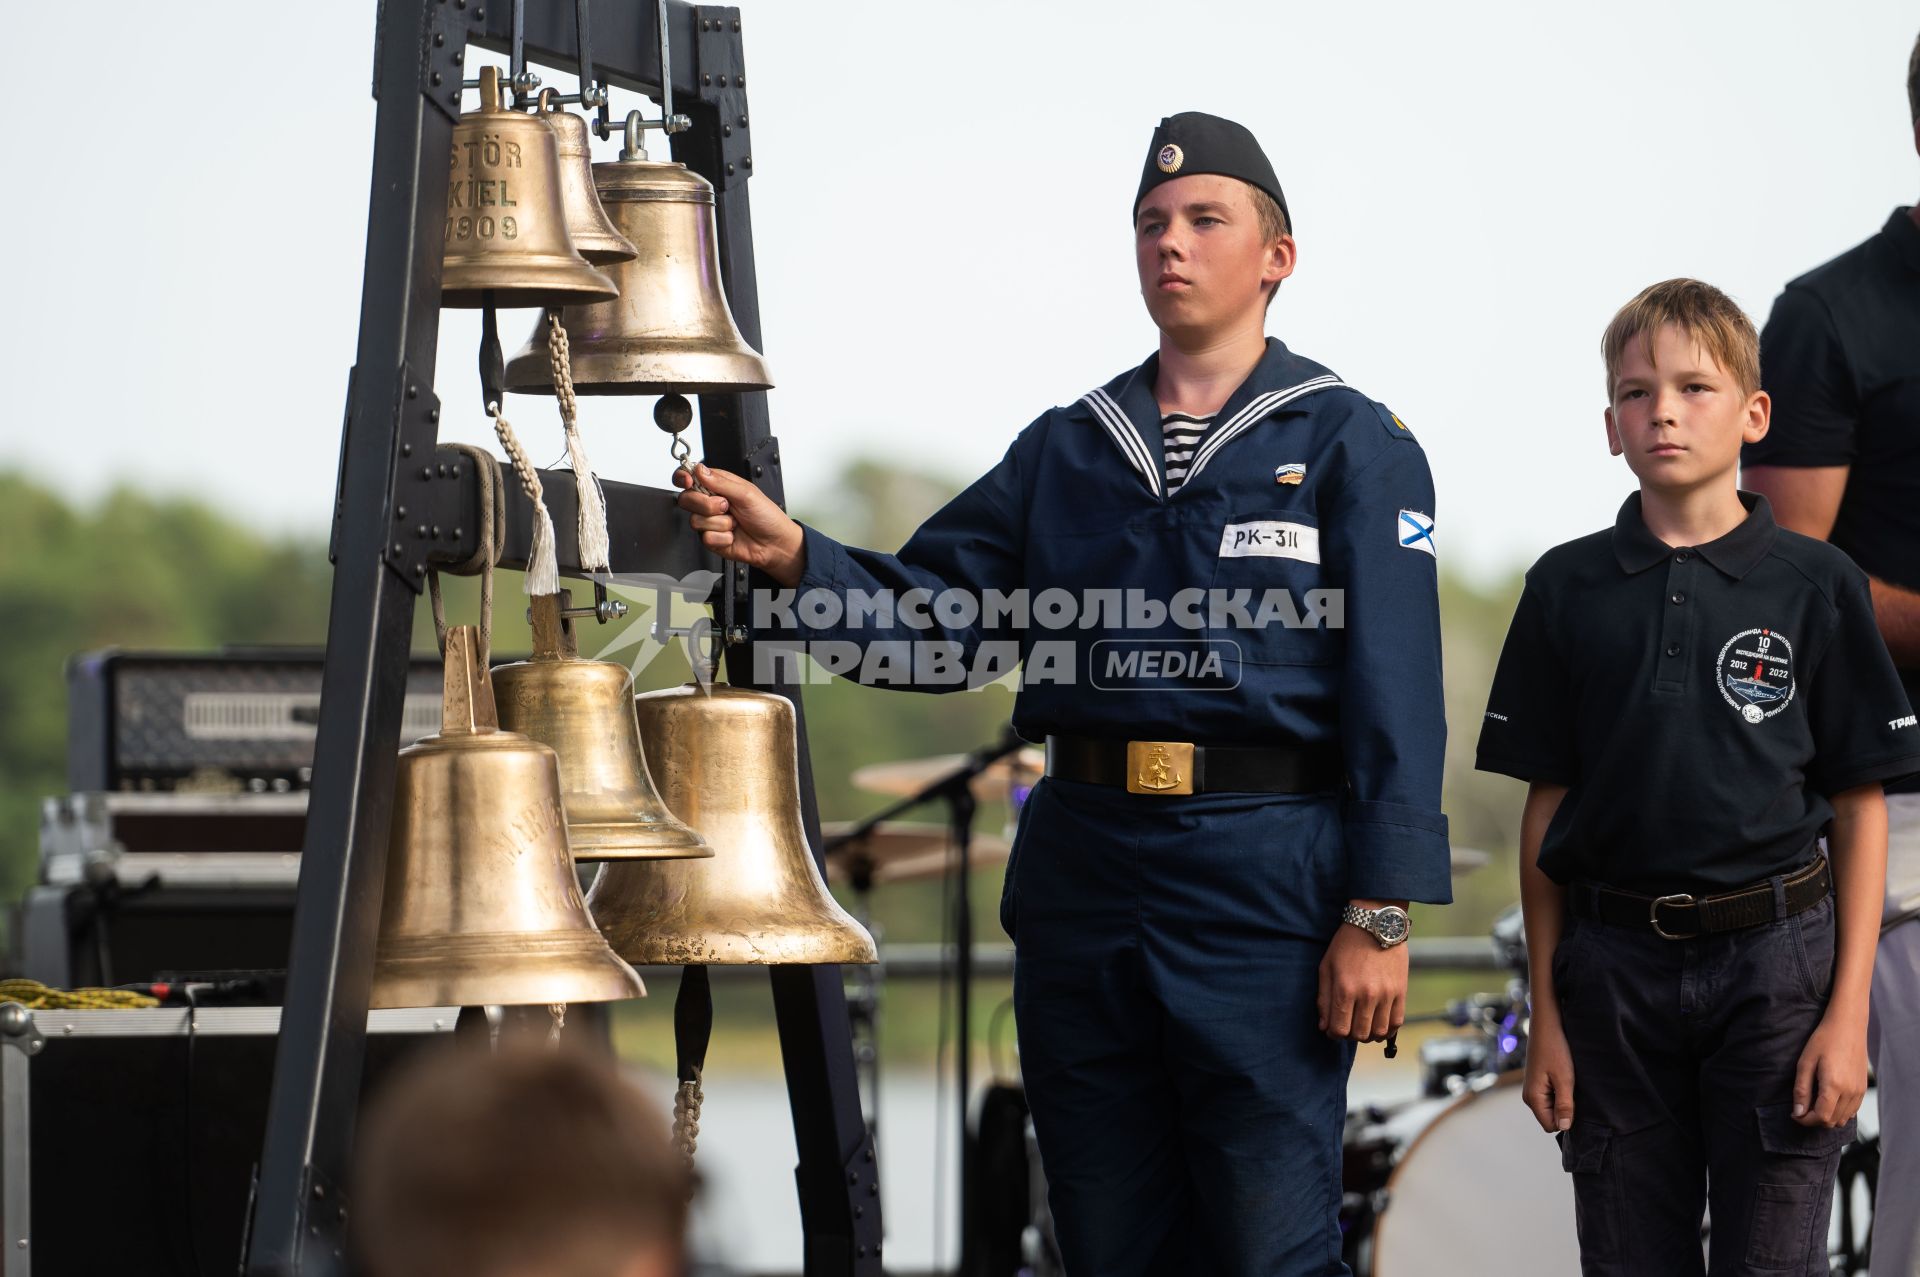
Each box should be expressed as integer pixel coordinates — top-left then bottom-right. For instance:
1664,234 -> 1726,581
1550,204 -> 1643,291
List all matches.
1398,509 -> 1435,556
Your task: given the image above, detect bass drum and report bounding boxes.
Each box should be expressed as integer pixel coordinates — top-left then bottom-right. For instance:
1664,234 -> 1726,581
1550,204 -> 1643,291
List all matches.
1370,1072 -> 1580,1276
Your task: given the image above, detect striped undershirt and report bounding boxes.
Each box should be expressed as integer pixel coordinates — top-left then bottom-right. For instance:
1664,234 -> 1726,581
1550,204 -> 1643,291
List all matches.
1160,411 -> 1215,492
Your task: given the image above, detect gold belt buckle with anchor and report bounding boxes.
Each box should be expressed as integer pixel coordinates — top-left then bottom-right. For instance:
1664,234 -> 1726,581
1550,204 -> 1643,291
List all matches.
1126,741 -> 1195,795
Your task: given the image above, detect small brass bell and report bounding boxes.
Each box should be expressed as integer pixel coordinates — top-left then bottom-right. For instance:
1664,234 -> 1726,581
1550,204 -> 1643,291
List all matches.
494,593 -> 712,862
587,684 -> 878,965
504,114 -> 773,394
442,67 -> 621,310
538,92 -> 638,265
371,626 -> 646,1008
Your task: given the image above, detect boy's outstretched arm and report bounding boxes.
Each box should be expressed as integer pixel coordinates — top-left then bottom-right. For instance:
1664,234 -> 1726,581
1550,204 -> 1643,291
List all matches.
1794,782 -> 1887,1128
1519,782 -> 1573,1133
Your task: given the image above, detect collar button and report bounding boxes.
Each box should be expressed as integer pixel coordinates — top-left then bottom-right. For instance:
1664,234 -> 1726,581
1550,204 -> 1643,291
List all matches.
1670,592 -> 1686,605
1665,643 -> 1682,657
1674,550 -> 1691,563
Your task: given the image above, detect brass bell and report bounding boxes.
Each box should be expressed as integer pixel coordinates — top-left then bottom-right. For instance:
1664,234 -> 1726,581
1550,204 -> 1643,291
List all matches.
442,67 -> 621,310
493,593 -> 713,862
504,115 -> 773,394
371,626 -> 646,1008
538,92 -> 638,265
587,684 -> 878,965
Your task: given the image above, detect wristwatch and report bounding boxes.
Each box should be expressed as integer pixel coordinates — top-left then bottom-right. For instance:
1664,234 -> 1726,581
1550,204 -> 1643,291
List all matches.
1341,904 -> 1412,948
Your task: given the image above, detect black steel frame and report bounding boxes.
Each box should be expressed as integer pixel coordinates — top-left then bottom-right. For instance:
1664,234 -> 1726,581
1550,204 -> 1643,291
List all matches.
243,4 -> 881,1272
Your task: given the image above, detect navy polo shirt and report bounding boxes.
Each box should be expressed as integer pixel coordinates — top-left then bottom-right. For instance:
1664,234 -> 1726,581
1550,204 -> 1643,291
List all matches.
1475,491 -> 1920,895
1743,208 -> 1920,785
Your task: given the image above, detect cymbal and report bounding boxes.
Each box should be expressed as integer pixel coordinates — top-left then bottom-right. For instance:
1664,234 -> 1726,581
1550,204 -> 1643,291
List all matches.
849,747 -> 1046,803
821,821 -> 1013,887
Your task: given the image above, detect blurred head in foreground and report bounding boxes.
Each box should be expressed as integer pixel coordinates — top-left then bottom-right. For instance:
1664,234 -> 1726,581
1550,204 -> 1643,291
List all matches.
354,1045 -> 689,1277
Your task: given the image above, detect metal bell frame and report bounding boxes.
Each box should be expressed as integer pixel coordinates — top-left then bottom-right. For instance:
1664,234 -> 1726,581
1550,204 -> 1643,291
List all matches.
244,3 -> 883,1273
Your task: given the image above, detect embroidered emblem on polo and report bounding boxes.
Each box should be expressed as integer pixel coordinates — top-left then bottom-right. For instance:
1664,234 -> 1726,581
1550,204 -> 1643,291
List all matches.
1157,143 -> 1184,174
1717,628 -> 1795,723
1274,462 -> 1306,485
1219,519 -> 1318,562
1398,509 -> 1435,556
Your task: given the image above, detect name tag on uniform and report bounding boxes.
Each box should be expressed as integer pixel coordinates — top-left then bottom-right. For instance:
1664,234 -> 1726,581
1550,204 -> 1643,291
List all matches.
1217,519 -> 1319,563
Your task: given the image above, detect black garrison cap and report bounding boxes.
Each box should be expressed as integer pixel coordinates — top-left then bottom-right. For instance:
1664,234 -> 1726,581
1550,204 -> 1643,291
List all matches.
1134,111 -> 1290,232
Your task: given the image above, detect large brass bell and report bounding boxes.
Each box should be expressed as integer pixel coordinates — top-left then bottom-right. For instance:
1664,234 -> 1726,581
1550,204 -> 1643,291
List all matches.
371,626 -> 646,1008
442,66 -> 620,309
538,91 -> 638,265
504,115 -> 773,394
587,684 -> 878,965
493,593 -> 712,862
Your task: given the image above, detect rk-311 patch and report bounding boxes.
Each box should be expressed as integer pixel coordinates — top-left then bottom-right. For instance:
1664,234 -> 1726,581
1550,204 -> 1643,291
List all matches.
1717,627 -> 1795,723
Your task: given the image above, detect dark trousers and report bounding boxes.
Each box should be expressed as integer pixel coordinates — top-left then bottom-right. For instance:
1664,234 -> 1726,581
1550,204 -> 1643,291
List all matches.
1002,776 -> 1354,1277
1553,885 -> 1854,1276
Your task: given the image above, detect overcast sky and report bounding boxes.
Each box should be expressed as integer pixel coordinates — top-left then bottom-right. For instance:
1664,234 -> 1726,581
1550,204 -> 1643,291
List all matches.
4,1 -> 1915,585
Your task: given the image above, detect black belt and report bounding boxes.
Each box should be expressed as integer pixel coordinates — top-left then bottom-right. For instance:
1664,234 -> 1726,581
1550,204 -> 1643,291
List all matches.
1044,734 -> 1344,796
1569,856 -> 1831,939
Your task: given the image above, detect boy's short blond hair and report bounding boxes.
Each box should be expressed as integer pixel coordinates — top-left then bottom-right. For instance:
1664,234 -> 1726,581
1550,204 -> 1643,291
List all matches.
1247,184 -> 1289,311
1600,278 -> 1761,400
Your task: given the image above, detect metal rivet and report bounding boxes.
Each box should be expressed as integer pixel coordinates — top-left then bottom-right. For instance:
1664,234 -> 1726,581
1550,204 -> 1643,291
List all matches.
733,18 -> 741,30
313,1184 -> 326,1199
413,564 -> 426,577
452,52 -> 463,65
396,506 -> 408,519
417,526 -> 429,538
407,384 -> 418,398
474,6 -> 484,16
868,1183 -> 878,1196
717,75 -> 728,87
703,74 -> 712,85
401,443 -> 413,457
429,408 -> 440,422
753,465 -> 763,476
727,164 -> 735,175
856,1246 -> 866,1259
739,114 -> 748,126
450,464 -> 461,477
431,526 -> 441,537
723,125 -> 732,136
421,467 -> 433,479
452,527 -> 463,539
743,156 -> 752,167
864,1146 -> 873,1161
393,543 -> 404,555
431,72 -> 443,86
737,75 -> 744,87
848,1171 -> 858,1185
854,1206 -> 863,1218
434,31 -> 445,45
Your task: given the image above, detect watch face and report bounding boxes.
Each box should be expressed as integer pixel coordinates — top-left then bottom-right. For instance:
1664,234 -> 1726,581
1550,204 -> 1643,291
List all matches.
1375,910 -> 1410,944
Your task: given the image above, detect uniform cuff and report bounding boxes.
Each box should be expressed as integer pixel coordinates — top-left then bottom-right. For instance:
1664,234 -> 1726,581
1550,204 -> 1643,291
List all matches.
1344,799 -> 1453,904
795,522 -> 850,593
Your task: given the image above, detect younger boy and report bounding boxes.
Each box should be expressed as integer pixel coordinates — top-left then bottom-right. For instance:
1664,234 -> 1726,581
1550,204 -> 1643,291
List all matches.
1476,279 -> 1920,1275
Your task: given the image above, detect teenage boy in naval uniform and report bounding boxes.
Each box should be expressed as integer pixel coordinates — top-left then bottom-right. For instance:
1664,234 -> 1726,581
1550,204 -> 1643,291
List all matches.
675,112 -> 1451,1275
1480,279 -> 1920,1276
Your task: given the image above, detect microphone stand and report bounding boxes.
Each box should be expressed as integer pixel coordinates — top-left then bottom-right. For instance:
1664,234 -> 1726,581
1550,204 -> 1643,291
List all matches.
822,727 -> 1029,1277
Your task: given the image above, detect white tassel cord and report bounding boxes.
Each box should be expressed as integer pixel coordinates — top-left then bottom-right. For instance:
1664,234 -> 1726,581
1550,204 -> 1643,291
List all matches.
547,312 -> 611,572
490,400 -> 560,596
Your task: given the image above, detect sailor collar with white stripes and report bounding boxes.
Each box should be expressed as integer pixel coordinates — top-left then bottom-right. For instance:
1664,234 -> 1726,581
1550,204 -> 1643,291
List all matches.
1078,339 -> 1345,501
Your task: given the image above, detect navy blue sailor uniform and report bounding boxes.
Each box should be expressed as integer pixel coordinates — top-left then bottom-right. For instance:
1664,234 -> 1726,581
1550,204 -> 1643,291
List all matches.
762,337 -> 1450,1276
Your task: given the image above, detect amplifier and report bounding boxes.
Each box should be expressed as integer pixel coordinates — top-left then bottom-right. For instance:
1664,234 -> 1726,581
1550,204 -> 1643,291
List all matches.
66,649 -> 446,794
0,1005 -> 454,1276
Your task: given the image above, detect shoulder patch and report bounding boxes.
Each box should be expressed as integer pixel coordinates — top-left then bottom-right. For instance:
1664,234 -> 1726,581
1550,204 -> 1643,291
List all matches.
1370,401 -> 1415,441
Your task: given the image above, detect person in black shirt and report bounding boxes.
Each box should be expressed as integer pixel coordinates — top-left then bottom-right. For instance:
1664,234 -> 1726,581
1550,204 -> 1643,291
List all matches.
1478,279 -> 1920,1276
1740,34 -> 1920,1275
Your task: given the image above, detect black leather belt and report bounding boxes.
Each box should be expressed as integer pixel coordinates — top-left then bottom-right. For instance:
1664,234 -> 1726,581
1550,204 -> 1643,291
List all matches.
1569,855 -> 1830,939
1044,734 -> 1344,796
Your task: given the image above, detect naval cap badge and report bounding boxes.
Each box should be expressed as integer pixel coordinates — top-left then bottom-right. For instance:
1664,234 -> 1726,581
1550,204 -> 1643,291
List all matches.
1157,143 -> 1184,174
